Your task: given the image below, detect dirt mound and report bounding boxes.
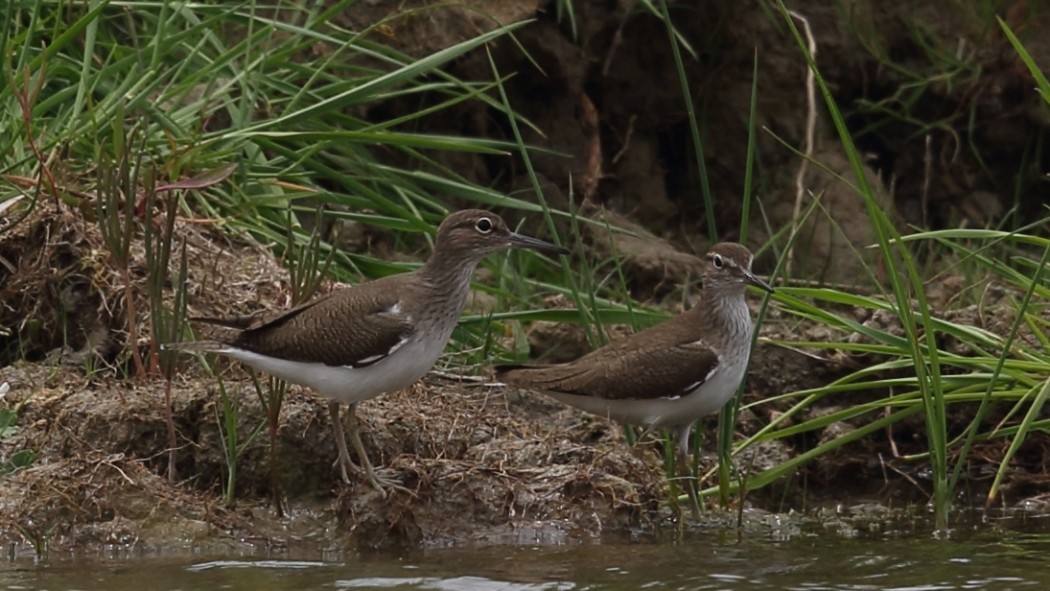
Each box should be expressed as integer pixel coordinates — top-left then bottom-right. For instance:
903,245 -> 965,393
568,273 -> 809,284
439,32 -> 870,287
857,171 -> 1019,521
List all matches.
0,358 -> 666,552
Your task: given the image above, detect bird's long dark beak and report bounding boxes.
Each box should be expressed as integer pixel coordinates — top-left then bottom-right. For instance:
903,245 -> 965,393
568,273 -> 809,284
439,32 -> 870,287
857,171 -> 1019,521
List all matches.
743,269 -> 775,293
507,231 -> 570,256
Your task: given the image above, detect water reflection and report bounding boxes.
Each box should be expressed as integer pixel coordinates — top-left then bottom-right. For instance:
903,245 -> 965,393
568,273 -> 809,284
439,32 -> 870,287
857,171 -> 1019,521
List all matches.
336,575 -> 572,590
4,519 -> 1050,590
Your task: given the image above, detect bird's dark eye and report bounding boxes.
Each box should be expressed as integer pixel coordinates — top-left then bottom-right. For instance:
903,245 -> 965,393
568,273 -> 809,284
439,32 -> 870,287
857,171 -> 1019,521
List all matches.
711,254 -> 724,269
475,217 -> 493,233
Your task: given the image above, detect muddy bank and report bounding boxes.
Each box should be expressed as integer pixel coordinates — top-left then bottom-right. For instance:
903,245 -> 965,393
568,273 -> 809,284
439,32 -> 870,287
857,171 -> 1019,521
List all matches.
0,360 -> 663,553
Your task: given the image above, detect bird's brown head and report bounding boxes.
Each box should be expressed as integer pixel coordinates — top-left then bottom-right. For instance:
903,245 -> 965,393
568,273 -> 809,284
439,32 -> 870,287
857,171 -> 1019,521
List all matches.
433,209 -> 569,261
703,242 -> 774,293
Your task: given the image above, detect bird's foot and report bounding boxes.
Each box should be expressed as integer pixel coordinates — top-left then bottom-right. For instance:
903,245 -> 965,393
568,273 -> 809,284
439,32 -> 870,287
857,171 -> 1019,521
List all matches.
666,474 -> 702,521
672,447 -> 702,521
333,455 -> 412,496
330,403 -> 413,495
682,476 -> 703,521
333,455 -> 355,485
363,466 -> 413,497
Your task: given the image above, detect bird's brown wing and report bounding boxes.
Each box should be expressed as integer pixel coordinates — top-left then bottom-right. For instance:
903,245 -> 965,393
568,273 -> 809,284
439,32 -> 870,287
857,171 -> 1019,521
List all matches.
496,336 -> 720,401
221,278 -> 416,368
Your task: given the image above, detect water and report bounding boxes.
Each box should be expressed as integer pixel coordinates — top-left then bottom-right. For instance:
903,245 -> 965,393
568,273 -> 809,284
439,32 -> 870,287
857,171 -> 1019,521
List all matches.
4,517 -> 1050,590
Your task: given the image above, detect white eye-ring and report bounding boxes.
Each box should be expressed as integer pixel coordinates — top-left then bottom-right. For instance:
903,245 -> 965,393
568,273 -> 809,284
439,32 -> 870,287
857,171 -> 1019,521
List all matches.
475,217 -> 493,233
711,253 -> 724,269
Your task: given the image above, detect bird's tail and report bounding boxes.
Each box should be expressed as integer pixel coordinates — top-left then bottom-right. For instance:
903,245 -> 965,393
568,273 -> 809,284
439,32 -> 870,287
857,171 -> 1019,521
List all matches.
161,340 -> 228,354
189,314 -> 260,330
493,364 -> 545,386
494,363 -> 582,390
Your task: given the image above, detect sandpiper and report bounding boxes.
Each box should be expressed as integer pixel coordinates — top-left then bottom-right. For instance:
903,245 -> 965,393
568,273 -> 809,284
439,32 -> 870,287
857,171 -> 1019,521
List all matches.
495,242 -> 773,513
169,209 -> 569,492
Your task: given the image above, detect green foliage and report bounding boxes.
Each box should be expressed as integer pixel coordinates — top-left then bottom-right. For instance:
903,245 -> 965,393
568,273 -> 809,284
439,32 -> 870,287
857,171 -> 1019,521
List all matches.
553,0 -> 578,41
216,376 -> 265,507
716,229 -> 1049,508
284,207 -> 336,307
776,0 -> 947,530
0,1 -> 560,292
94,117 -> 149,378
677,2 -> 1050,530
999,16 -> 1050,106
655,0 -> 714,241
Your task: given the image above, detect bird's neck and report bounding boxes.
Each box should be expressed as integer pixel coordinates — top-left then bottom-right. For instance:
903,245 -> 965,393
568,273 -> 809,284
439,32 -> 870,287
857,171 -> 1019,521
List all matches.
415,248 -> 483,317
696,284 -> 753,343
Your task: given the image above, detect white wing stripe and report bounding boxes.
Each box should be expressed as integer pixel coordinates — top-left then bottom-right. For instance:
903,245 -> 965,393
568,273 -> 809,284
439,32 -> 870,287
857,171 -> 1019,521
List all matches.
350,336 -> 408,368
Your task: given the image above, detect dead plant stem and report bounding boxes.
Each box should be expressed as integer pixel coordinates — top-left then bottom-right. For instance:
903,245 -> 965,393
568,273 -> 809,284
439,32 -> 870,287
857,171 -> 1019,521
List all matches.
786,9 -> 817,278
120,266 -> 147,379
164,377 -> 178,483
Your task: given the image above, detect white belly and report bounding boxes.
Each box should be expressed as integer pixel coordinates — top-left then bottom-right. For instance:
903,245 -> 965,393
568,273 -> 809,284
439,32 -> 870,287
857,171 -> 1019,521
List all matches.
219,336 -> 445,404
546,354 -> 750,430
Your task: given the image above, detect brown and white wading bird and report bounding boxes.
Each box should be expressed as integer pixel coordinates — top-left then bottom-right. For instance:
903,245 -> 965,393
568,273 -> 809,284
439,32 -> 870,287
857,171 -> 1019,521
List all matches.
167,210 -> 569,492
495,242 -> 773,514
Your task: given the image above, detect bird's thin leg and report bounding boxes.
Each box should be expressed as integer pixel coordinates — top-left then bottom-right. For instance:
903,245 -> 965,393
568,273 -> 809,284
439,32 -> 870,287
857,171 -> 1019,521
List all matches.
343,402 -> 412,495
635,424 -> 700,519
676,424 -> 702,520
328,401 -> 354,484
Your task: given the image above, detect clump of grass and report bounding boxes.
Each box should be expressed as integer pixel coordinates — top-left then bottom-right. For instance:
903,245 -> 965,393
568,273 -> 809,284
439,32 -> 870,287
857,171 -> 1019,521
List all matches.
144,186 -> 191,483
716,227 -> 1048,512
773,0 -> 938,530
94,116 -> 149,380
247,373 -> 287,514
898,228 -> 1050,507
765,1 -> 1050,531
215,376 -> 265,508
